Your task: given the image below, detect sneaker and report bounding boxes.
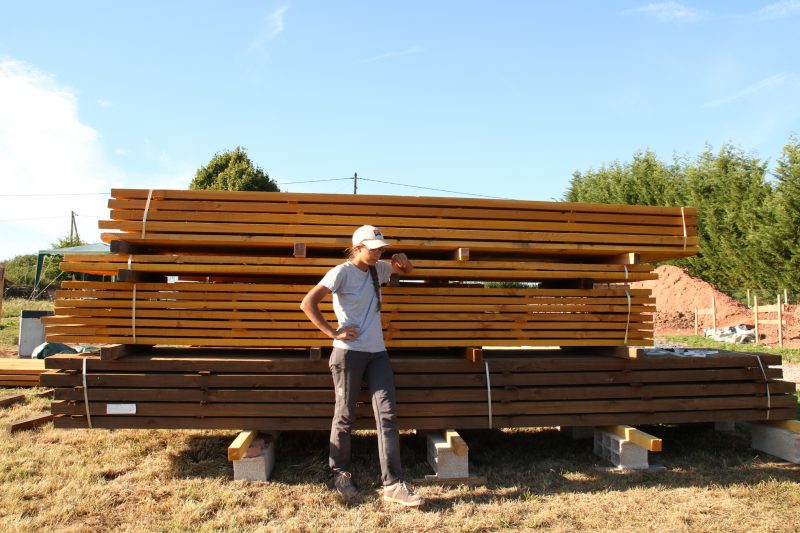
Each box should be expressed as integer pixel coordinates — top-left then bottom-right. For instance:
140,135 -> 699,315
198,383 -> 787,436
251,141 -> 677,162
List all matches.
330,471 -> 358,499
383,481 -> 424,507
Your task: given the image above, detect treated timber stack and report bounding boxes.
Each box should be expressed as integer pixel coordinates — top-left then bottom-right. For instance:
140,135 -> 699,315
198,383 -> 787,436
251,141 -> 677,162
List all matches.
39,188 -> 796,430
42,350 -> 795,430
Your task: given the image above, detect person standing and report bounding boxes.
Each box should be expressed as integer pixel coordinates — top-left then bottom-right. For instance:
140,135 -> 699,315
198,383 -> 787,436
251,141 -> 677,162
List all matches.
300,225 -> 424,507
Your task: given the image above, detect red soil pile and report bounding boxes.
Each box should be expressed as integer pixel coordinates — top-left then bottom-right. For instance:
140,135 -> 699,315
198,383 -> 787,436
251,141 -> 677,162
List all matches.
631,265 -> 800,348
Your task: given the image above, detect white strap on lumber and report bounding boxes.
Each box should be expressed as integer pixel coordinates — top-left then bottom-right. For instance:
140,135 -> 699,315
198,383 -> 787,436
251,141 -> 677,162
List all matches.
623,264 -> 629,290
680,207 -> 687,250
753,354 -> 771,419
82,356 -> 93,429
127,254 -> 132,270
484,360 -> 493,429
141,189 -> 154,239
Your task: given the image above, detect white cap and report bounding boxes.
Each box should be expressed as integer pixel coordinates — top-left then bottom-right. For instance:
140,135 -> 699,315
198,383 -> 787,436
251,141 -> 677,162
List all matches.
352,225 -> 390,249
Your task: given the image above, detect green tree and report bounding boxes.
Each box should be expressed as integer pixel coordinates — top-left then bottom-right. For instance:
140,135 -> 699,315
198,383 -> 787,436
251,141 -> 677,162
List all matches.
190,147 -> 279,192
765,136 -> 800,296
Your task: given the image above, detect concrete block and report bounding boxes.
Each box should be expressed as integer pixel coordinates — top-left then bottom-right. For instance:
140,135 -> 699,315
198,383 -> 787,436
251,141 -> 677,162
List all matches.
751,424 -> 800,464
714,421 -> 736,432
427,432 -> 469,478
593,429 -> 649,469
233,439 -> 275,481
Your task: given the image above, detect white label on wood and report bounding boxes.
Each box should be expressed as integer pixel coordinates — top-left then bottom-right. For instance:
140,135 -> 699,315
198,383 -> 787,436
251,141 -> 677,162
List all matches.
106,403 -> 137,415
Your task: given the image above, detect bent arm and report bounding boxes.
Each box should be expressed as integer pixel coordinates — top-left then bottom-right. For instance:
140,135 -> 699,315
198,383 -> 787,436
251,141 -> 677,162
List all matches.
389,252 -> 413,275
300,284 -> 357,341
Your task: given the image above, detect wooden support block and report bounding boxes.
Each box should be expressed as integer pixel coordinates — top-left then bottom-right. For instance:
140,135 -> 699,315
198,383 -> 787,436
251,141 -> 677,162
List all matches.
607,253 -> 641,265
593,428 -> 650,469
8,413 -> 55,433
101,344 -> 152,361
464,348 -> 483,364
597,425 -> 662,452
427,431 -> 470,479
228,430 -> 259,461
441,429 -> 469,457
454,248 -> 469,261
751,423 -> 800,463
309,347 -> 322,361
0,394 -> 27,409
293,242 -> 306,258
765,420 -> 800,433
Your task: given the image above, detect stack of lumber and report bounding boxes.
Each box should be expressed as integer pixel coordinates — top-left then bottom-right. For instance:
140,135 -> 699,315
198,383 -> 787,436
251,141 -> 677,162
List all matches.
98,189 -> 697,261
44,282 -> 654,348
0,358 -> 45,387
42,349 -> 796,430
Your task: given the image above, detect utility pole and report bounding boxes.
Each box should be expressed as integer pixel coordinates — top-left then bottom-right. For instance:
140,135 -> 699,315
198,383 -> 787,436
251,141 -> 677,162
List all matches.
353,172 -> 358,195
70,211 -> 79,244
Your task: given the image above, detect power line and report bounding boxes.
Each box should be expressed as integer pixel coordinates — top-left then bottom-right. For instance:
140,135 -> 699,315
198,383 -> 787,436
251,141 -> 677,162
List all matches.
0,213 -> 106,222
359,177 -> 512,200
275,177 -> 353,185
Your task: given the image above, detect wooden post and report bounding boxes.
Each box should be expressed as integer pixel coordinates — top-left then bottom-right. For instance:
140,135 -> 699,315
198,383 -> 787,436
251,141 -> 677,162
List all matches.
777,294 -> 783,348
694,308 -> 699,336
784,288 -> 789,305
711,296 -> 717,333
754,294 -> 759,346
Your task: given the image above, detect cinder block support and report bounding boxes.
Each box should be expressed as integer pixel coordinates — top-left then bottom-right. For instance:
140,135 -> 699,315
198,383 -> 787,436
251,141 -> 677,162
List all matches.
427,430 -> 470,479
714,421 -> 736,432
230,431 -> 277,482
751,423 -> 800,464
593,429 -> 650,469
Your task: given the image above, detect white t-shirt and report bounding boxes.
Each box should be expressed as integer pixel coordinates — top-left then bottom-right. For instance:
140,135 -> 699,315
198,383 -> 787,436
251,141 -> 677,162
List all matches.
319,260 -> 393,353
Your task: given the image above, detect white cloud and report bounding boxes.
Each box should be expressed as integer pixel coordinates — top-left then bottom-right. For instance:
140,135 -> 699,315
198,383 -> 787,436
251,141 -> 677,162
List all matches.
97,99 -> 112,109
758,0 -> 800,19
703,73 -> 792,108
249,5 -> 289,51
623,2 -> 700,21
0,58 -> 120,259
359,47 -> 425,65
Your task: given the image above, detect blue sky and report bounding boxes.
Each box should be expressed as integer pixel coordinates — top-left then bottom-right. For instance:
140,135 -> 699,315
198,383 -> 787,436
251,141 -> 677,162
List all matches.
1,1 -> 799,261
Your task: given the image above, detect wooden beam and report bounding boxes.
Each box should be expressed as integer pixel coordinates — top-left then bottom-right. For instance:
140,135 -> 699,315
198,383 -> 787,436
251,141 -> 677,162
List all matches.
464,347 -> 483,364
228,430 -> 259,461
100,344 -> 152,361
598,424 -> 662,452
441,429 -> 469,456
454,248 -> 469,261
8,413 -> 55,433
607,253 -> 640,265
0,394 -> 26,409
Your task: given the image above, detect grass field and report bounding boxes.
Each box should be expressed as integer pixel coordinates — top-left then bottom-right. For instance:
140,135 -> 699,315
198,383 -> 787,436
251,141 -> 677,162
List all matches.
0,298 -> 53,348
0,386 -> 798,531
663,335 -> 800,364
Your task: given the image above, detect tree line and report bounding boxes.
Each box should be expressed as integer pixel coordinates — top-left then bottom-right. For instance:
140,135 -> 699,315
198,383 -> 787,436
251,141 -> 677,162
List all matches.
565,137 -> 800,300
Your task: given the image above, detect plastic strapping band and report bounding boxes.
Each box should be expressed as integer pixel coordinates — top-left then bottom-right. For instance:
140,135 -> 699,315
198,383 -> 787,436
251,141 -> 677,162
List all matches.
141,189 -> 154,239
623,264 -> 629,290
131,284 -> 137,343
484,360 -> 493,429
624,289 -> 632,344
127,254 -> 132,270
82,357 -> 93,429
680,207 -> 687,251
754,355 -> 771,419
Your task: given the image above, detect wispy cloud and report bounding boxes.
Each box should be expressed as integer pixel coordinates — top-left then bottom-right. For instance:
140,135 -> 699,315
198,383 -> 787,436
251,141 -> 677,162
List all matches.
757,0 -> 800,19
703,73 -> 792,108
0,58 -> 119,258
358,47 -> 425,65
97,99 -> 112,109
623,2 -> 700,22
250,5 -> 289,51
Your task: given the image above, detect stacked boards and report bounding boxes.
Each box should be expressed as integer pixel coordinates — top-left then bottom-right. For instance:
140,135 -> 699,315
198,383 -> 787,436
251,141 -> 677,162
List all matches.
43,349 -> 795,430
40,188 -> 796,430
0,358 -> 46,387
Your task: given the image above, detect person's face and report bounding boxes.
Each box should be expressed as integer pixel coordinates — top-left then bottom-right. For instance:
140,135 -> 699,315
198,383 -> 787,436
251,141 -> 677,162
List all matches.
357,245 -> 386,265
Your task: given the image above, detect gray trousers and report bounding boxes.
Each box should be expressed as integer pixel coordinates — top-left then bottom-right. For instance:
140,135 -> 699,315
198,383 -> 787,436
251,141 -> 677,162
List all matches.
328,348 -> 402,486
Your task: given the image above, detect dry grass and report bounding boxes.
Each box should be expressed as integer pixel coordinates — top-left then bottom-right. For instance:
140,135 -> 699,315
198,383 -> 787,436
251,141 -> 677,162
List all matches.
1,387 -> 799,532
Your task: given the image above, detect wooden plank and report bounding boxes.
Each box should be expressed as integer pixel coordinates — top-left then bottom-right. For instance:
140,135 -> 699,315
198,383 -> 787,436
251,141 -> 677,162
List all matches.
228,430 -> 259,461
0,394 -> 26,408
8,413 -> 55,433
597,425 -> 663,451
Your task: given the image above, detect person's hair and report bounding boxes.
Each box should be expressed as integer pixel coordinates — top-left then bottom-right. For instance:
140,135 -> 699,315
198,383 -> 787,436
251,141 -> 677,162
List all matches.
345,245 -> 362,261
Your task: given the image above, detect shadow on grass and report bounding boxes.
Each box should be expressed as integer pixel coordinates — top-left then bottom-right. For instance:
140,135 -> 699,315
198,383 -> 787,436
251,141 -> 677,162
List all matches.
169,423 -> 798,511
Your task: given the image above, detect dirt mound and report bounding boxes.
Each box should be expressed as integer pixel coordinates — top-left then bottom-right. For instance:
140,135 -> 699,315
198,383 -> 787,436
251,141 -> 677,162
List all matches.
631,265 -> 800,348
